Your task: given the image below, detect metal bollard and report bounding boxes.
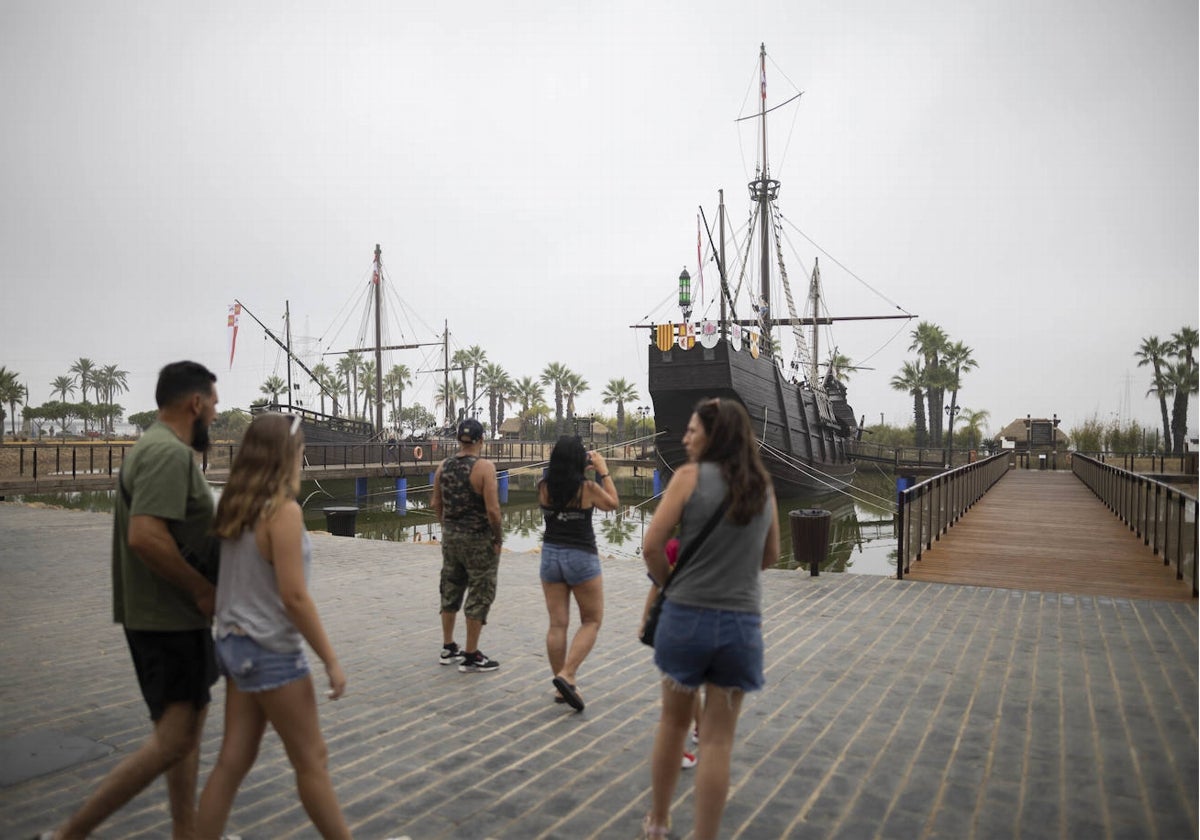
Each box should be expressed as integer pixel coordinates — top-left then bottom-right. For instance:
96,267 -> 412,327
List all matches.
789,508 -> 831,576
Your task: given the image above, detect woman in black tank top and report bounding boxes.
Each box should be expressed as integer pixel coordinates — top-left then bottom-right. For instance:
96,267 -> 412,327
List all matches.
537,436 -> 619,711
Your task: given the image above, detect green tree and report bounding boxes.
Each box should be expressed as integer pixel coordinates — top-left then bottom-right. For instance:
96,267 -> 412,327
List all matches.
310,362 -> 335,416
435,379 -> 465,426
511,376 -> 545,437
957,408 -> 990,451
399,404 -> 436,437
563,371 -> 588,424
459,345 -> 488,417
68,357 -> 96,433
827,352 -> 854,386
128,409 -> 158,433
1168,327 -> 1198,454
909,322 -> 948,446
601,377 -> 639,440
1136,335 -> 1174,451
942,341 -> 977,454
51,375 -> 76,403
0,367 -> 24,440
478,362 -> 512,438
359,359 -> 377,422
890,361 -> 928,448
540,362 -> 572,435
210,409 -> 251,442
384,364 -> 413,430
336,351 -> 363,419
260,375 -> 287,404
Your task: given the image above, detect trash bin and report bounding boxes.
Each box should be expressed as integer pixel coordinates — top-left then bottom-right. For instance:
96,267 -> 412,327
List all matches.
789,508 -> 831,576
323,506 -> 359,537
1038,454 -> 1046,470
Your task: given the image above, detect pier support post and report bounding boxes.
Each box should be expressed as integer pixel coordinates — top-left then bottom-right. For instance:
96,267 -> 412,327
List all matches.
355,476 -> 368,499
653,470 -> 662,496
498,471 -> 509,504
395,478 -> 407,516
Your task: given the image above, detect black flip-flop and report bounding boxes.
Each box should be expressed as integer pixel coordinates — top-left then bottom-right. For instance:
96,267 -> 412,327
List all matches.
552,676 -> 584,712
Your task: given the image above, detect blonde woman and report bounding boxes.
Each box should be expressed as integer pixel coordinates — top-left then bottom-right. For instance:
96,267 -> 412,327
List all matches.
196,413 -> 349,840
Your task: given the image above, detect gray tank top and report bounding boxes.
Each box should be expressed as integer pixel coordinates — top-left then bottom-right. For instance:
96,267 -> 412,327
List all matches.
215,527 -> 311,653
666,462 -> 772,614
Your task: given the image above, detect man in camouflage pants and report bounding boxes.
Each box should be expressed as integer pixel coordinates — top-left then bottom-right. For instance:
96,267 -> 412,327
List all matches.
431,418 -> 504,672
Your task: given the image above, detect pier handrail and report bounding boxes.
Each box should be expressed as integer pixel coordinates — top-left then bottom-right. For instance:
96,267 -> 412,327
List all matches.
1072,454 -> 1198,596
897,453 -> 1010,579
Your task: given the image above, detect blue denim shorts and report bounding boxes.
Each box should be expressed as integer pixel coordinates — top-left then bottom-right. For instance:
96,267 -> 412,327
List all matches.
215,632 -> 310,693
540,543 -> 602,586
652,600 -> 764,692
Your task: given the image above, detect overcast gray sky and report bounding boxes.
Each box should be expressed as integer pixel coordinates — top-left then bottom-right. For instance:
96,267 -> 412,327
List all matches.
3,1 -> 1196,440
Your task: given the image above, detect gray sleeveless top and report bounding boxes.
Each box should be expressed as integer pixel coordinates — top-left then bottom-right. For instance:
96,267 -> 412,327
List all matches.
666,462 -> 773,614
215,527 -> 312,653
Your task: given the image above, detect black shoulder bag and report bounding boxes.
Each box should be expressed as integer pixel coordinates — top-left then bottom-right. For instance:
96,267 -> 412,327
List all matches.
639,497 -> 730,647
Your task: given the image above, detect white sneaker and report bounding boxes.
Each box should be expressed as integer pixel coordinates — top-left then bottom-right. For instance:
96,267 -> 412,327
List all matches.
681,751 -> 698,769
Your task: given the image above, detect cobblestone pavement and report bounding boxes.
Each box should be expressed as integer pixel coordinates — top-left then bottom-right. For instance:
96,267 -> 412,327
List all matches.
1,503 -> 1195,839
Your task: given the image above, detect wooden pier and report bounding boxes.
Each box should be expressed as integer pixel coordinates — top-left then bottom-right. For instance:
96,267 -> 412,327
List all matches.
904,470 -> 1195,601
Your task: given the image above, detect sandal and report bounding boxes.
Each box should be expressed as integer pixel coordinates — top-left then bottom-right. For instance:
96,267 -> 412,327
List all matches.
641,813 -> 670,838
552,676 -> 585,712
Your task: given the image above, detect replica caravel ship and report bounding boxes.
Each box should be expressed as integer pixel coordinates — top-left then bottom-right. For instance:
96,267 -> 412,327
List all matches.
645,45 -> 910,497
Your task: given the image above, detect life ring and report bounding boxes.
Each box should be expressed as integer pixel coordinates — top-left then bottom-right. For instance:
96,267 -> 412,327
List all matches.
413,445 -> 424,460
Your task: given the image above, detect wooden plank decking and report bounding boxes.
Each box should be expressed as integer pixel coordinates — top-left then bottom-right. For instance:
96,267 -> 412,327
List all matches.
905,470 -> 1195,601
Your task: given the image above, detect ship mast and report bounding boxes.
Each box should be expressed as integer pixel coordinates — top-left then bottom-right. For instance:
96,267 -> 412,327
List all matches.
750,43 -> 780,351
372,244 -> 384,434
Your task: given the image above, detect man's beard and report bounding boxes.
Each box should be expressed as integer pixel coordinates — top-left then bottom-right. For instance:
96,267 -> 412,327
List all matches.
191,415 -> 211,453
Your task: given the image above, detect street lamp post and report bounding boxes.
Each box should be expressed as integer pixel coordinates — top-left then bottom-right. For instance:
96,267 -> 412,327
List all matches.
944,404 -> 960,467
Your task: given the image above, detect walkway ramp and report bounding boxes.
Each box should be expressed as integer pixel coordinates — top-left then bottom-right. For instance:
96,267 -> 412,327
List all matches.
904,470 -> 1194,601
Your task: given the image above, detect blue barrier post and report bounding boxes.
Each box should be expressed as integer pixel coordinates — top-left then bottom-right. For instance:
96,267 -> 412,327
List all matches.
355,476 -> 368,500
498,471 -> 509,504
395,477 -> 407,516
653,469 -> 662,496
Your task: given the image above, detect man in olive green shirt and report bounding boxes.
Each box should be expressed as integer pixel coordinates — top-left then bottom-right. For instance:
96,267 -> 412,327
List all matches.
51,361 -> 219,840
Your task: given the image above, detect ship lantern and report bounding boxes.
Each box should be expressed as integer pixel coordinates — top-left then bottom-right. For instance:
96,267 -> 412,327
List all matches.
678,267 -> 692,319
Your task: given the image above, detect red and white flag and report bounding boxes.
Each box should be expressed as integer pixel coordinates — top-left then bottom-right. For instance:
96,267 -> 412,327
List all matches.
226,302 -> 241,369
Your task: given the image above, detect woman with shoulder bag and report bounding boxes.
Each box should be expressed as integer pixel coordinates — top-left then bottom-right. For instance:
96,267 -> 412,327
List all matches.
639,398 -> 780,840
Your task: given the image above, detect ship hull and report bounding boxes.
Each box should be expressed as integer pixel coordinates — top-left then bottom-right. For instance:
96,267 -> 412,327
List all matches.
647,338 -> 856,497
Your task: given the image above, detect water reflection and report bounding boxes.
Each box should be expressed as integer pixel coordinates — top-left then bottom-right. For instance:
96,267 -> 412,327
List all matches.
297,470 -> 900,577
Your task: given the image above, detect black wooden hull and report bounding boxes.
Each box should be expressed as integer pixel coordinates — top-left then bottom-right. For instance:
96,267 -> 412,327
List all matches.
647,338 -> 857,496
254,404 -> 374,445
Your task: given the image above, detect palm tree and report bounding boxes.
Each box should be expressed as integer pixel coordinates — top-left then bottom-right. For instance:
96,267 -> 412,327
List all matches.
942,341 -> 977,453
336,352 -> 362,418
890,361 -> 927,448
359,360 -> 377,421
601,377 -> 639,440
909,322 -> 948,446
51,374 -> 76,403
461,345 -> 488,416
310,362 -> 335,415
68,357 -> 96,432
478,362 -> 512,438
435,379 -> 466,425
97,364 -> 129,433
1136,335 -> 1174,452
826,352 -> 854,386
540,362 -> 572,435
1165,359 -> 1198,455
260,375 -> 287,404
563,372 -> 588,425
0,367 -> 25,440
511,376 -> 545,437
384,364 -> 412,431
958,408 -> 990,452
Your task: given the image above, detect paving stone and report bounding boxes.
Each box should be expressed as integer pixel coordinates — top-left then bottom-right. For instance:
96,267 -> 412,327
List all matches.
1,503 -> 1196,839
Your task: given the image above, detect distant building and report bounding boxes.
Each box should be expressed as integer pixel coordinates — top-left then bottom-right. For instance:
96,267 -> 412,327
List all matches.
995,417 -> 1069,453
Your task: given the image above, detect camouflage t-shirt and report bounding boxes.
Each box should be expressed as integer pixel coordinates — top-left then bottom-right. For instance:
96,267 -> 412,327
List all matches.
440,455 -> 490,536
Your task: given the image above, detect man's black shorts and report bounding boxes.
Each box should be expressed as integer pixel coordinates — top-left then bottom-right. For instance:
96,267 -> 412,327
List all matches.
124,627 -> 218,721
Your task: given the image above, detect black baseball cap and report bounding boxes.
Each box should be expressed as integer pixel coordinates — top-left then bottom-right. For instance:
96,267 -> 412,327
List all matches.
457,418 -> 484,442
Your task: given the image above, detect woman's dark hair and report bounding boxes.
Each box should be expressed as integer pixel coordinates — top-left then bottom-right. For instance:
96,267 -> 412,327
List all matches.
692,398 -> 772,524
543,435 -> 588,510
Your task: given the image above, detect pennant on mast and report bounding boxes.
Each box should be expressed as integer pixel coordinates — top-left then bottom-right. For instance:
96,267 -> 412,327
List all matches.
226,302 -> 241,369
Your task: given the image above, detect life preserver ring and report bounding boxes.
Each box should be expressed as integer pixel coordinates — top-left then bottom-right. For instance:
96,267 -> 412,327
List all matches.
413,445 -> 424,460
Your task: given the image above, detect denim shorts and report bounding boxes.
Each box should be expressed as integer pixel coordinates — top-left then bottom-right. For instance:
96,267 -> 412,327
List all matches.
652,600 -> 764,692
540,543 -> 602,586
215,632 -> 310,693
